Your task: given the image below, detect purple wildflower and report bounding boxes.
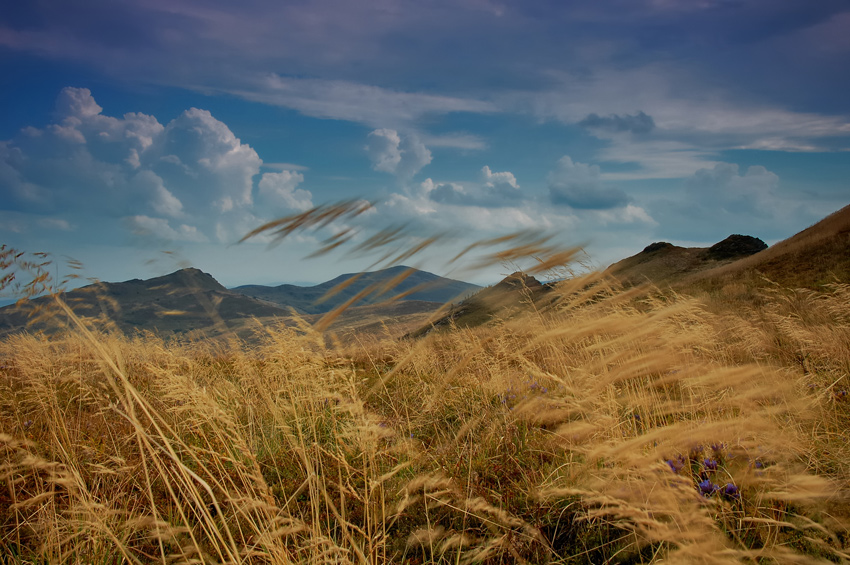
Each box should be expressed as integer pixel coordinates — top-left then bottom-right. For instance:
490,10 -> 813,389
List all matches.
666,457 -> 685,474
703,458 -> 718,471
698,479 -> 719,497
688,445 -> 704,460
722,483 -> 739,498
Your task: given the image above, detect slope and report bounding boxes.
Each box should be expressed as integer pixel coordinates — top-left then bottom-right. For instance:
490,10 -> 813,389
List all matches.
0,268 -> 295,338
606,235 -> 767,288
684,203 -> 850,291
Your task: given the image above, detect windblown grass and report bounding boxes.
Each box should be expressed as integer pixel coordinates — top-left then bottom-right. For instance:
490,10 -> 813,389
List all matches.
2,208 -> 850,563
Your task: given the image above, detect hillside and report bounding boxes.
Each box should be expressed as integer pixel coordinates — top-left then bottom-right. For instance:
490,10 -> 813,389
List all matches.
407,271 -> 556,337
0,266 -> 460,340
0,268 -> 296,338
684,203 -> 850,291
231,265 -> 480,314
606,235 -> 767,288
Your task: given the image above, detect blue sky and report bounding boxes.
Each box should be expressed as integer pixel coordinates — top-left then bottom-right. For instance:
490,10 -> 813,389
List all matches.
1,0 -> 849,288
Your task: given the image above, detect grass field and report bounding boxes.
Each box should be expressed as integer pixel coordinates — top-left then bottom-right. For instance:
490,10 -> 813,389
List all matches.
2,222 -> 850,563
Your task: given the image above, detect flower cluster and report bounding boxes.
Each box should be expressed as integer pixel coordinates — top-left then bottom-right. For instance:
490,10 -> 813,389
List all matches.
664,444 -> 740,500
499,378 -> 551,408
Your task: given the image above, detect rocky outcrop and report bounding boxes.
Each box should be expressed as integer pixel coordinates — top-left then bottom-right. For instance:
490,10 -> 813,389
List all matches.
705,235 -> 767,261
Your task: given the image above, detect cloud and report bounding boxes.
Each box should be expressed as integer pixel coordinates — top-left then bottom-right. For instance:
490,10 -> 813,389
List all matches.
231,75 -> 498,129
126,215 -> 208,243
54,85 -> 104,119
423,166 -> 523,208
511,64 -> 850,180
157,107 -> 261,213
420,132 -> 488,150
262,162 -> 309,172
686,162 -> 778,216
37,217 -> 74,231
548,156 -> 631,209
130,170 -> 184,218
481,165 -> 521,199
0,88 -> 272,243
646,161 -> 816,242
383,188 -> 542,234
579,111 -> 655,135
258,170 -> 313,212
423,179 -> 469,206
596,139 -> 719,181
366,129 -> 432,179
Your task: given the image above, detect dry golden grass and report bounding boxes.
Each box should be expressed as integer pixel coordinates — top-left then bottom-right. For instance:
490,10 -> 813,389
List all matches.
2,208 -> 850,563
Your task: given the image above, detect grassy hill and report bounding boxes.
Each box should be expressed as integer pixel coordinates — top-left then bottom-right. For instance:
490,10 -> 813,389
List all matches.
3,246 -> 849,562
410,203 -> 850,338
406,271 -> 558,337
231,265 -> 480,314
606,234 -> 767,288
684,203 -> 850,292
606,204 -> 850,294
4,207 -> 850,562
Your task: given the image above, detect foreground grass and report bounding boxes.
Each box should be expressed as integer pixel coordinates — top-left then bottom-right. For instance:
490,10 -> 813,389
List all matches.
2,277 -> 850,563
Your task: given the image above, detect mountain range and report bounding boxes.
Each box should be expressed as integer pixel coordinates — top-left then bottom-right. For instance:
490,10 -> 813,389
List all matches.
0,266 -> 478,339
2,202 -> 848,339
231,265 -> 479,314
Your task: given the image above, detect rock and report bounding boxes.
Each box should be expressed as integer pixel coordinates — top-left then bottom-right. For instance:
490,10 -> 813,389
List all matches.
642,242 -> 674,253
705,235 -> 767,261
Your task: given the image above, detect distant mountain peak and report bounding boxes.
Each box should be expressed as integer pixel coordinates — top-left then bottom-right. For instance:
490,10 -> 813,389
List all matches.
153,267 -> 226,292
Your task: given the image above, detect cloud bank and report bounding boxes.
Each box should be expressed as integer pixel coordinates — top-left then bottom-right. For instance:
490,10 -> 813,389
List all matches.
548,156 -> 631,210
0,88 -> 313,242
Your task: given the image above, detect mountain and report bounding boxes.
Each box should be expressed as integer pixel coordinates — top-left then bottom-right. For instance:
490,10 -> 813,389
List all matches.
406,272 -> 555,337
0,268 -> 296,338
231,265 -> 480,315
607,204 -> 850,292
606,234 -> 767,288
684,203 -> 850,291
0,266 -> 476,340
407,203 -> 850,337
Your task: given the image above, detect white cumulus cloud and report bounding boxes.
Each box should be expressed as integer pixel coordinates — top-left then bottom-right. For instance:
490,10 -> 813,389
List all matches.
258,170 -> 313,212
366,129 -> 432,179
0,87 -> 277,244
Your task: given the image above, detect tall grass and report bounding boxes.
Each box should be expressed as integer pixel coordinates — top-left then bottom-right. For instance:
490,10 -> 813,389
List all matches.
1,215 -> 850,563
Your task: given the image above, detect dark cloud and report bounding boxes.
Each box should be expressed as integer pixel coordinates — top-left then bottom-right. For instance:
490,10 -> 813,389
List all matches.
579,111 -> 655,135
549,185 -> 631,210
428,181 -> 470,206
547,156 -> 630,210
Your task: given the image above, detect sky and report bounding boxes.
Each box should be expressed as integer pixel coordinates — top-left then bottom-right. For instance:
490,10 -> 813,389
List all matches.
1,0 -> 849,290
